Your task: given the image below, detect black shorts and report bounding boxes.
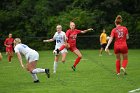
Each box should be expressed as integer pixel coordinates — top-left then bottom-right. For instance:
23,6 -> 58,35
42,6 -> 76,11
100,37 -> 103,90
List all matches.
101,43 -> 107,49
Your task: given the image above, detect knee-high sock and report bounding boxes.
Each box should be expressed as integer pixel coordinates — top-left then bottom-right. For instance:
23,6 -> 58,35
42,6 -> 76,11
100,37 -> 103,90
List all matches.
73,57 -> 81,67
122,60 -> 128,69
116,60 -> 120,73
53,61 -> 58,72
32,68 -> 45,74
31,73 -> 38,81
59,45 -> 66,51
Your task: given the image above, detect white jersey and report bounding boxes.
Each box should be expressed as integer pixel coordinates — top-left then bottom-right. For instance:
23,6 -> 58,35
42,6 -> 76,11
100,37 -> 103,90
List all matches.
53,31 -> 66,49
14,44 -> 34,56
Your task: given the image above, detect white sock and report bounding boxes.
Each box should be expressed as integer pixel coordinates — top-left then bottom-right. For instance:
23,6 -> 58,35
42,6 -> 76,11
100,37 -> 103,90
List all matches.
53,61 -> 58,73
31,73 -> 38,81
32,68 -> 45,74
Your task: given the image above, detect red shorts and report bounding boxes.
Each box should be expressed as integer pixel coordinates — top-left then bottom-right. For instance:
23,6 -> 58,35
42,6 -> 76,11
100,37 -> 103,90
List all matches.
114,45 -> 128,54
6,47 -> 13,52
69,46 -> 78,52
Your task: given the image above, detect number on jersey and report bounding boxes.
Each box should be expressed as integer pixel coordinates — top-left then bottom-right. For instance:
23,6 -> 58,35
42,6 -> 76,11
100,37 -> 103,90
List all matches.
116,29 -> 124,38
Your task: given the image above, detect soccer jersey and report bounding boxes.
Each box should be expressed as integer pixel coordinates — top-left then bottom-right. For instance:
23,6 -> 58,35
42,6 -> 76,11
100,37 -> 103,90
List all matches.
100,33 -> 107,44
14,44 -> 34,56
53,31 -> 66,49
4,38 -> 14,48
66,29 -> 81,47
111,25 -> 128,45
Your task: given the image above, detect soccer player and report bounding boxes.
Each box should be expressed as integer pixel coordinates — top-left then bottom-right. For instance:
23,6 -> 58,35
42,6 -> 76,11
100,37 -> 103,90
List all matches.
99,29 -> 111,56
14,38 -> 50,83
43,25 -> 67,73
54,21 -> 93,71
105,15 -> 129,75
4,33 -> 14,62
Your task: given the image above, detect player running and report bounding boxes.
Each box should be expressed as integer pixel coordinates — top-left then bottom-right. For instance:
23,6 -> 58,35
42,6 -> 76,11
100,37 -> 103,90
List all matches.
43,25 -> 67,73
14,38 -> 50,83
4,33 -> 14,62
99,29 -> 111,56
54,21 -> 93,71
105,15 -> 129,75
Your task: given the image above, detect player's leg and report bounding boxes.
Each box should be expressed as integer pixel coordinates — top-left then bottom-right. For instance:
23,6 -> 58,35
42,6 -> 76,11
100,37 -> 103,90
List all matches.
53,55 -> 60,73
72,49 -> 82,71
8,50 -> 13,62
61,52 -> 67,63
120,46 -> 128,75
106,49 -> 112,55
26,61 -> 39,83
115,53 -> 121,75
99,47 -> 103,56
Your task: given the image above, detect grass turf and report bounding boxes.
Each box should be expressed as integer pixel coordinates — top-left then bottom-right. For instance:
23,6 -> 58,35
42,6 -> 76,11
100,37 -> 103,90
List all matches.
0,50 -> 140,93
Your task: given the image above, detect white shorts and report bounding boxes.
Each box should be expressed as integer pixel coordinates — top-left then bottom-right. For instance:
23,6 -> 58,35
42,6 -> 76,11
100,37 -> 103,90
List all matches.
25,50 -> 39,63
60,48 -> 68,54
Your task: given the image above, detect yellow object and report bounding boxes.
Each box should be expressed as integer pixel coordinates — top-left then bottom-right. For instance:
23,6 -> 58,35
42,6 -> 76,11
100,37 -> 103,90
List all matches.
100,33 -> 107,44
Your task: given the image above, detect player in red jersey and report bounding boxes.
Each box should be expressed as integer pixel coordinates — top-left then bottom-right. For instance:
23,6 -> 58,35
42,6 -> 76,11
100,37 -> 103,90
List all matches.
55,21 -> 93,71
4,33 -> 14,62
105,15 -> 129,75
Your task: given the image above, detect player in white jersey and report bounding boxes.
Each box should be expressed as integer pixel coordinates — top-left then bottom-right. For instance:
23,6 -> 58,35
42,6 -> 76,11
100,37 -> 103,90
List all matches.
43,25 -> 67,73
14,38 -> 50,83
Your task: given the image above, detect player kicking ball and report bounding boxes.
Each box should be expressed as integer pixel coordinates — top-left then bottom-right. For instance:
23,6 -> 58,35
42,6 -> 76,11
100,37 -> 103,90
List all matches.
43,25 -> 67,73
54,21 -> 93,71
14,38 -> 50,83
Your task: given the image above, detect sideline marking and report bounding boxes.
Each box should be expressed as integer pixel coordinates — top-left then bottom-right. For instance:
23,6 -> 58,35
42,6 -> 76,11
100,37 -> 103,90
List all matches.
129,88 -> 140,93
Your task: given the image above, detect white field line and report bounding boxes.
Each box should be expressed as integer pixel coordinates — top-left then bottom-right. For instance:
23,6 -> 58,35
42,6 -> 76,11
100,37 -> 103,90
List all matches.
129,88 -> 140,93
2,66 -> 15,68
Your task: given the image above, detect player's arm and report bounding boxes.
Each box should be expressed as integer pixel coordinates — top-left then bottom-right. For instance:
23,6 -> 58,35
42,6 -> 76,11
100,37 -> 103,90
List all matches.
105,36 -> 113,51
43,38 -> 55,43
4,40 -> 9,47
126,34 -> 129,40
81,28 -> 93,34
16,52 -> 25,68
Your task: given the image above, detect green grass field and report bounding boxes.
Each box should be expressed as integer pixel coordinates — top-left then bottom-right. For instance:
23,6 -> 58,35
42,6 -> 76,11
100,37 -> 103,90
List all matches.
0,50 -> 140,93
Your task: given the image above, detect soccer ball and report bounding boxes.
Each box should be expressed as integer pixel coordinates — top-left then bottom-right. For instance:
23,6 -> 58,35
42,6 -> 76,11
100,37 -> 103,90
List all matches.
0,53 -> 2,61
106,36 -> 110,40
53,50 -> 59,56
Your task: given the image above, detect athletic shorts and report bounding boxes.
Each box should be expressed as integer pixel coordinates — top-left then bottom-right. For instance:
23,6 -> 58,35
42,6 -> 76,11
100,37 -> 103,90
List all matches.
25,50 -> 39,63
6,47 -> 13,52
69,46 -> 78,52
101,43 -> 107,49
114,45 -> 128,54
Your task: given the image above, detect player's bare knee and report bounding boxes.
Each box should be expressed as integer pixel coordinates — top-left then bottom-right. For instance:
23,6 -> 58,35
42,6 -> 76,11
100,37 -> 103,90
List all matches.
79,55 -> 82,59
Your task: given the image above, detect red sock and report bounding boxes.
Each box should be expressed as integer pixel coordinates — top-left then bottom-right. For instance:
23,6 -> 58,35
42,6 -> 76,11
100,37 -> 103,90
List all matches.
122,59 -> 128,69
116,60 -> 120,73
59,45 -> 66,51
73,57 -> 81,67
8,56 -> 11,62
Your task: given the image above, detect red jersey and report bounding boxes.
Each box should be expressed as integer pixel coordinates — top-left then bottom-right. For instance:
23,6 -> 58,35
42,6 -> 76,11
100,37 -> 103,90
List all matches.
111,25 -> 128,46
66,29 -> 81,47
4,38 -> 14,48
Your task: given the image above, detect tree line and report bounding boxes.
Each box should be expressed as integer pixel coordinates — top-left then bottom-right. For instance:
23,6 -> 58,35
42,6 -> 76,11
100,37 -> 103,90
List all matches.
0,0 -> 140,51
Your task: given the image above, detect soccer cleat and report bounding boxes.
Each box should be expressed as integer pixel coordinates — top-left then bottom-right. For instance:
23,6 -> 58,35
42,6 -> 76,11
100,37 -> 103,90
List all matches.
45,69 -> 50,78
34,80 -> 40,83
121,67 -> 127,75
71,66 -> 76,71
